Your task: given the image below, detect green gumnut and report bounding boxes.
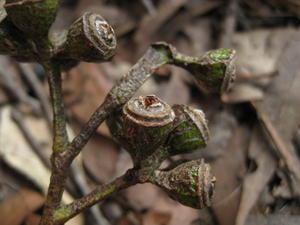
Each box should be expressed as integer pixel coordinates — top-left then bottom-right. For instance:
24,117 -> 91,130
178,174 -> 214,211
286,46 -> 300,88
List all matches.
151,42 -> 236,94
4,0 -> 59,38
55,12 -> 117,62
187,48 -> 236,93
107,95 -> 175,166
152,159 -> 216,209
167,105 -> 209,155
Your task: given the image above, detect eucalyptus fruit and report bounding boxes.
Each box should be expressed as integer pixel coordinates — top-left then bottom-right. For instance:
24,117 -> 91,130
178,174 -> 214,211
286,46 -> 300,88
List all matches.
179,48 -> 236,93
55,12 -> 117,62
152,159 -> 216,209
152,43 -> 236,94
4,0 -> 59,38
205,48 -> 236,93
167,104 -> 209,155
107,95 -> 175,165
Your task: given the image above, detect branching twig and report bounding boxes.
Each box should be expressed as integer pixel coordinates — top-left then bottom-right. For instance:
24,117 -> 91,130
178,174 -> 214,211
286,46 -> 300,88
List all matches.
40,60 -> 70,225
12,107 -> 109,225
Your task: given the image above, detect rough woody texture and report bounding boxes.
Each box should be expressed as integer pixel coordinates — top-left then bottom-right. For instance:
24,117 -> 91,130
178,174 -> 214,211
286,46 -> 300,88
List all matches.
152,159 -> 216,209
55,12 -> 117,62
107,95 -> 175,166
167,104 -> 209,155
39,60 -> 70,225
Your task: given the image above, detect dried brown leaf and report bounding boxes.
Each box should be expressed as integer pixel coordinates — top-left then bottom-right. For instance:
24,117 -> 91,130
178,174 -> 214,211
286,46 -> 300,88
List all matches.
125,184 -> 163,211
151,194 -> 199,225
246,214 -> 300,225
0,106 -> 74,204
232,28 -> 296,80
25,214 -> 41,225
154,68 -> 190,105
82,134 -> 119,183
252,29 -> 300,187
64,63 -> 114,137
235,127 -> 277,225
134,0 -> 188,55
221,83 -> 264,103
211,126 -> 250,225
236,29 -> 300,225
0,189 -> 44,225
142,210 -> 171,225
186,110 -> 238,160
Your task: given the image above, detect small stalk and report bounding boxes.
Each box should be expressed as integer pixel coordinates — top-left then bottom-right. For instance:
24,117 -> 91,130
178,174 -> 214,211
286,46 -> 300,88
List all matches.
43,60 -> 69,153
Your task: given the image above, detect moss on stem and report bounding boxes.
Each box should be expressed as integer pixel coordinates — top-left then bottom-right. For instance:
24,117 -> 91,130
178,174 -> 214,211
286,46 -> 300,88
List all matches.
43,60 -> 69,153
152,42 -> 236,93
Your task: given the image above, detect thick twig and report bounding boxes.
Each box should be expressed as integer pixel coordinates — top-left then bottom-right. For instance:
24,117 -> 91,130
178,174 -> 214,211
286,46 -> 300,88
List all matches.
53,169 -> 137,224
12,106 -> 108,224
43,61 -> 69,153
40,60 -> 70,225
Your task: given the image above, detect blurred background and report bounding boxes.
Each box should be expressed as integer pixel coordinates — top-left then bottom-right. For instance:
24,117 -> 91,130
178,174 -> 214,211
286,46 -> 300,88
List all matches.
1,0 -> 300,225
